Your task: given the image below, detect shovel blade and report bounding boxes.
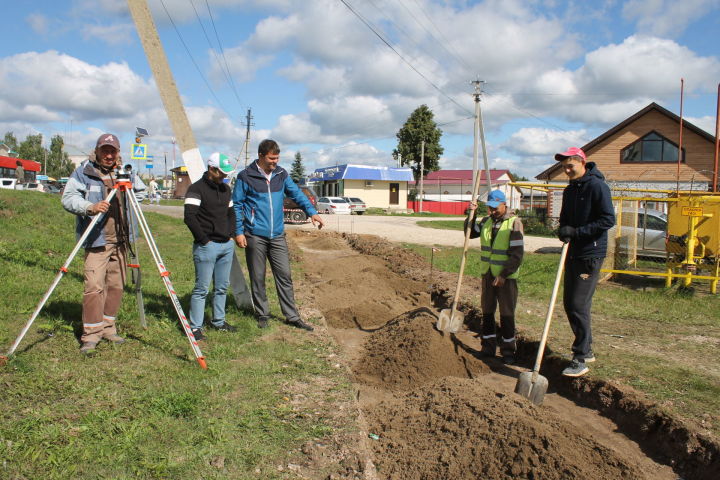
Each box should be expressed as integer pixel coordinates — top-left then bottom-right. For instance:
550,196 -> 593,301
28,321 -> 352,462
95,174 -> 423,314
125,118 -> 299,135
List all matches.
515,371 -> 548,406
436,309 -> 464,333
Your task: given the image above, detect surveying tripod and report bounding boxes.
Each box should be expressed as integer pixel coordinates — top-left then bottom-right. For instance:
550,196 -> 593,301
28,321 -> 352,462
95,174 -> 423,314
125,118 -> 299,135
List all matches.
1,178 -> 207,369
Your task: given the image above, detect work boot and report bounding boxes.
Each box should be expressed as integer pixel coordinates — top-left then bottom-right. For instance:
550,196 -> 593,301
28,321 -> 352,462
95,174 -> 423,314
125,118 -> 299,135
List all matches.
479,332 -> 497,358
502,355 -> 516,365
210,321 -> 237,332
257,318 -> 269,329
80,341 -> 98,355
104,334 -> 125,344
288,318 -> 314,331
562,359 -> 589,377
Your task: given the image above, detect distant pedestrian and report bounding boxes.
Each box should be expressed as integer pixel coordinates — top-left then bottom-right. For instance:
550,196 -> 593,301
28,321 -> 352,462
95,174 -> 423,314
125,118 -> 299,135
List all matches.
233,139 -> 324,330
466,190 -> 524,364
148,177 -> 160,204
555,147 -> 615,377
15,161 -> 24,184
184,152 -> 238,341
61,133 -> 130,355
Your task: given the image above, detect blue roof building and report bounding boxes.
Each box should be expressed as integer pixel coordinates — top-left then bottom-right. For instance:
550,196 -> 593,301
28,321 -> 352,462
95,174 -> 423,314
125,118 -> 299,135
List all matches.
308,164 -> 413,211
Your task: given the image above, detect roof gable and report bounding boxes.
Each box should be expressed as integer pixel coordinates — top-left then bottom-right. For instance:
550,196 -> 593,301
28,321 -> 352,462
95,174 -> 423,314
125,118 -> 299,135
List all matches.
535,102 -> 717,180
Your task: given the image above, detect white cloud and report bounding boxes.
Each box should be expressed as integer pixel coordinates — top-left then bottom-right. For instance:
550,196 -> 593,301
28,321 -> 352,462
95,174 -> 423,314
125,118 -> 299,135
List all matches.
623,0 -> 719,38
83,23 -> 135,46
26,14 -> 49,35
209,45 -> 274,84
0,51 -> 160,122
502,127 -> 589,157
686,115 -> 717,136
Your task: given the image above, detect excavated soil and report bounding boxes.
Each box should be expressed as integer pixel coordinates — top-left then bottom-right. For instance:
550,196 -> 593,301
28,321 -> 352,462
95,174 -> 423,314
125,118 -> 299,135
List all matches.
290,229 -> 718,480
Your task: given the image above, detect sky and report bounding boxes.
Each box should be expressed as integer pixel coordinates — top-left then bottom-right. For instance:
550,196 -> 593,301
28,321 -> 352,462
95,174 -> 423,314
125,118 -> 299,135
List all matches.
1,0 -> 719,180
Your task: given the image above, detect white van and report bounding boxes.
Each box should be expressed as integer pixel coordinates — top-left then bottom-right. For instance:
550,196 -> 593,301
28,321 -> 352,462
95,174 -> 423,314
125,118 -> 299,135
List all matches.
1,178 -> 17,189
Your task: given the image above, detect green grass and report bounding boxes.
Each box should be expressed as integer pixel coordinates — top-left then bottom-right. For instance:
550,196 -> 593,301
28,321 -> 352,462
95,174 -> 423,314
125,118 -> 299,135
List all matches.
0,190 -> 352,479
406,242 -> 720,437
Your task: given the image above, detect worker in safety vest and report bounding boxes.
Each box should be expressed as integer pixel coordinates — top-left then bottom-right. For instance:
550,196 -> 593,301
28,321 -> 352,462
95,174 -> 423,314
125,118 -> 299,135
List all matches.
466,189 -> 524,364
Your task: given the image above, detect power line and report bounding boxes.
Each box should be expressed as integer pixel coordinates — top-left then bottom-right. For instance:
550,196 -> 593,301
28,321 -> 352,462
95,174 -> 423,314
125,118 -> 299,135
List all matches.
158,0 -> 239,123
339,0 -> 472,116
400,0 -> 474,74
203,0 -> 247,115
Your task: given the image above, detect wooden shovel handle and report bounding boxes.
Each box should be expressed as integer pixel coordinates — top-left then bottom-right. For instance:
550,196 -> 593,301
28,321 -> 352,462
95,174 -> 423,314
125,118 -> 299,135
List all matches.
531,242 -> 569,376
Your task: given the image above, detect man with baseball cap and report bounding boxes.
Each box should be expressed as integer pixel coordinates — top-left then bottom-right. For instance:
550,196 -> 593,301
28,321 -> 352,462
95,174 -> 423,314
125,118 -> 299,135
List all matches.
466,189 -> 524,364
62,133 -> 132,354
555,147 -> 615,376
184,152 -> 238,340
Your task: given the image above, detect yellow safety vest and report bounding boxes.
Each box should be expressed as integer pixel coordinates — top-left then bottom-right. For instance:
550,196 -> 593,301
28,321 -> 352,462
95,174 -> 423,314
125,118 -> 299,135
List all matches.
479,216 -> 520,279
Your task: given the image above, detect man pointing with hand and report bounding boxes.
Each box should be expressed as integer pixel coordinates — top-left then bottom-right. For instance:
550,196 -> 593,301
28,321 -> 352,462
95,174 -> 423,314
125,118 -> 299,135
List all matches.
233,139 -> 323,330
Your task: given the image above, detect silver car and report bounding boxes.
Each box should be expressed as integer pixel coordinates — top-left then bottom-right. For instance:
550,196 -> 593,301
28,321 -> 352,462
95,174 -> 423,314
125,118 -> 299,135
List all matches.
342,197 -> 367,215
316,196 -> 352,214
617,208 -> 667,258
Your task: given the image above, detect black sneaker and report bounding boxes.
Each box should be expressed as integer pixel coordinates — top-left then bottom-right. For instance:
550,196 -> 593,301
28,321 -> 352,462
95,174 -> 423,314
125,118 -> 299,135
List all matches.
257,318 -> 269,329
288,319 -> 314,331
210,321 -> 237,332
502,355 -> 516,365
191,329 -> 206,341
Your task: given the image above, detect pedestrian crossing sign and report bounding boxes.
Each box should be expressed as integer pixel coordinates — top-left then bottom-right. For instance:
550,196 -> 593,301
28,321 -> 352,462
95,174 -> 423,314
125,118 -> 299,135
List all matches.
131,143 -> 147,160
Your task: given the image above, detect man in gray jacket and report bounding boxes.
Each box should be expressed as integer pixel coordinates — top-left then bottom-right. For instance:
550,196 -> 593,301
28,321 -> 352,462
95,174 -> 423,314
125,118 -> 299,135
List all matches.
61,133 -> 130,355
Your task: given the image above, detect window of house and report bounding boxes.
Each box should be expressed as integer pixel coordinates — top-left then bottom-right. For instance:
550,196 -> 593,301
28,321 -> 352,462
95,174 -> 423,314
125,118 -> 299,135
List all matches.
621,132 -> 684,163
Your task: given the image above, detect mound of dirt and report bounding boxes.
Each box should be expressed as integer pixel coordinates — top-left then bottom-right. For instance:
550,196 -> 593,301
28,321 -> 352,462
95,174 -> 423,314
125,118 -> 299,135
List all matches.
355,311 -> 489,390
367,376 -> 646,480
294,232 -> 431,330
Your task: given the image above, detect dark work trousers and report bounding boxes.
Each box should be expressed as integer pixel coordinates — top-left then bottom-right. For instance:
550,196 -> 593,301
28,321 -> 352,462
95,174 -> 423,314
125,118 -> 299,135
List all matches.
480,273 -> 518,355
563,256 -> 603,360
244,233 -> 301,323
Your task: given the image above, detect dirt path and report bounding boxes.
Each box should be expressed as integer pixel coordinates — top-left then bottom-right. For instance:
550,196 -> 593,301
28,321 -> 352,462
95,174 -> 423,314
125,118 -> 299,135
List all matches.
291,230 -> 677,480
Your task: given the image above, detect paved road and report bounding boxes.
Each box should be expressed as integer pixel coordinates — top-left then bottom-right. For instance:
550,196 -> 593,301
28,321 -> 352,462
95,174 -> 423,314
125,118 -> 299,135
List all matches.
142,205 -> 562,253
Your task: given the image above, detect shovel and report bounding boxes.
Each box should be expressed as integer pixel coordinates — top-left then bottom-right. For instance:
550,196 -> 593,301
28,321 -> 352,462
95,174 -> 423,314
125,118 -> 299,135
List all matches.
515,242 -> 569,405
437,88 -> 493,334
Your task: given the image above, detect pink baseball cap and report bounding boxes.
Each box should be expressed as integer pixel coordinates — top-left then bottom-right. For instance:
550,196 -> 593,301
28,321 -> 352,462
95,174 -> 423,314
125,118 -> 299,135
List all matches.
554,147 -> 586,162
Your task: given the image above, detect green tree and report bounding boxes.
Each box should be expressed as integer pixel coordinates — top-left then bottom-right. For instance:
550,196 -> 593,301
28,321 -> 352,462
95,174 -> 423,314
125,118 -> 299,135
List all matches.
17,134 -> 46,165
47,135 -> 74,178
290,151 -> 305,183
392,105 -> 444,181
509,172 -> 528,182
3,132 -> 18,153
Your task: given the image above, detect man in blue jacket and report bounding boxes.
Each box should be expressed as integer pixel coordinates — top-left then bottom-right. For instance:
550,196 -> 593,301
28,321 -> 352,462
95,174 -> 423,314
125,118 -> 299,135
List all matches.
233,139 -> 324,330
556,147 -> 615,377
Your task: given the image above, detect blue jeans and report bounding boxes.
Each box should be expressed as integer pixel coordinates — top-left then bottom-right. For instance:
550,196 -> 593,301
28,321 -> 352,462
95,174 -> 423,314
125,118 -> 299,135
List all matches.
189,240 -> 234,330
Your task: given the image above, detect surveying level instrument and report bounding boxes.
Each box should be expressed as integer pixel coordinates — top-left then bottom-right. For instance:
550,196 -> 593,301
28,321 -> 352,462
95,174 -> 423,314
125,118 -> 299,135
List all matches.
0,177 -> 207,369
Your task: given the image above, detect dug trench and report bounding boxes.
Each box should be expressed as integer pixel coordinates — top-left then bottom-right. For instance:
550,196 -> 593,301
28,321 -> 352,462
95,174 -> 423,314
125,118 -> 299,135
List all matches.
289,229 -> 719,480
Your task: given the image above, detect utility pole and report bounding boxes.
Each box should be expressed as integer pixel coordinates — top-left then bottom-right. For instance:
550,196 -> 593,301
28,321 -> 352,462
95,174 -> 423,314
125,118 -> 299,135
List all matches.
471,79 -> 493,201
419,140 -> 425,213
244,108 -> 253,167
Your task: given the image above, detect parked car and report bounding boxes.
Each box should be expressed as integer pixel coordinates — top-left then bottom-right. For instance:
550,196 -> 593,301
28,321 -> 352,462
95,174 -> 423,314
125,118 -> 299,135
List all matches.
617,208 -> 667,258
44,183 -> 63,194
342,197 -> 367,215
316,196 -> 352,214
283,187 -> 317,223
0,178 -> 17,189
15,182 -> 45,192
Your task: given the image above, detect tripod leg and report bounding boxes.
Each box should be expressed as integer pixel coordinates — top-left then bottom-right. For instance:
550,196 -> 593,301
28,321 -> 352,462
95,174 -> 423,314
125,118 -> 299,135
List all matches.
2,188 -> 119,362
123,187 -> 207,369
125,201 -> 147,329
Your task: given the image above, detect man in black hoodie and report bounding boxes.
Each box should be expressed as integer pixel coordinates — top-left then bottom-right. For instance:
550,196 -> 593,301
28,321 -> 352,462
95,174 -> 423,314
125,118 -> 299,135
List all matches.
184,152 -> 238,341
556,147 -> 615,377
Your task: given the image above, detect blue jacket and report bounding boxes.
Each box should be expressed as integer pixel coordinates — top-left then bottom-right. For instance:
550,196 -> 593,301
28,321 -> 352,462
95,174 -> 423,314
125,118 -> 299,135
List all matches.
233,161 -> 317,238
61,162 -> 138,248
559,162 -> 615,259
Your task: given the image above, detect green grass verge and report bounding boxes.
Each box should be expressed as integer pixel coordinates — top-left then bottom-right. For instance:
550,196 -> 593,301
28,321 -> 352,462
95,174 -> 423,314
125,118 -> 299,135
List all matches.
415,219 -> 557,237
0,190 -> 352,479
406,242 -> 720,437
365,207 -> 461,217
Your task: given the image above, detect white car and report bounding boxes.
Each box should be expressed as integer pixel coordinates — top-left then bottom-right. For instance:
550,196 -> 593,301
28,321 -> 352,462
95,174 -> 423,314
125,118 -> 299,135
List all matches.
1,178 -> 18,189
316,196 -> 352,214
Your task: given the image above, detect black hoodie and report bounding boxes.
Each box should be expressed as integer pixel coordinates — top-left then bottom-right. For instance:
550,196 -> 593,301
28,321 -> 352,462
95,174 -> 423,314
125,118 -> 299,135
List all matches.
559,162 -> 615,259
